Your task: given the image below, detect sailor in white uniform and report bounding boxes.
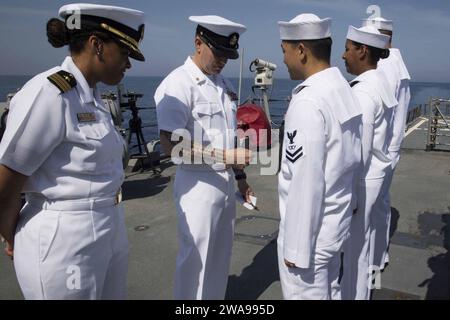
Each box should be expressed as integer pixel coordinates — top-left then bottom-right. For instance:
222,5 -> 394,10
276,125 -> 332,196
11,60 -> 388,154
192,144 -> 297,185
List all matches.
362,17 -> 411,270
277,14 -> 362,300
155,16 -> 253,300
341,25 -> 398,300
0,3 -> 146,299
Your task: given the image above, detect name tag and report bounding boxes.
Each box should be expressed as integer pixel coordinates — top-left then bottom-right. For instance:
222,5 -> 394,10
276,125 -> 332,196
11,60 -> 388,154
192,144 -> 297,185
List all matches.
77,112 -> 96,123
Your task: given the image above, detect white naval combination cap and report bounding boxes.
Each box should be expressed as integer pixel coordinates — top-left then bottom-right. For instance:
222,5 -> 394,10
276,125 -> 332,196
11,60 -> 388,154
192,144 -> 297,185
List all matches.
361,16 -> 393,32
58,3 -> 146,61
189,15 -> 247,60
278,13 -> 331,40
346,25 -> 390,49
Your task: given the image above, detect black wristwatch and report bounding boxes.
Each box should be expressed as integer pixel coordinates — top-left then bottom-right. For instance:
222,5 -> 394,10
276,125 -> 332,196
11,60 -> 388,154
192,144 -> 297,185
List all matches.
234,171 -> 247,181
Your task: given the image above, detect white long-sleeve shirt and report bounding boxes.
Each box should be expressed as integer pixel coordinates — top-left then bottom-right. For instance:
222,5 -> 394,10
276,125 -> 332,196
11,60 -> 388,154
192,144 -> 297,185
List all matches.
278,67 -> 362,268
350,69 -> 398,180
378,48 -> 411,167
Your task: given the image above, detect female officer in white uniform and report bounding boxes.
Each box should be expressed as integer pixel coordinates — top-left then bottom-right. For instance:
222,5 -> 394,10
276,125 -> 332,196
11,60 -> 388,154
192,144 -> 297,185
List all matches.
341,25 -> 397,300
0,3 -> 146,299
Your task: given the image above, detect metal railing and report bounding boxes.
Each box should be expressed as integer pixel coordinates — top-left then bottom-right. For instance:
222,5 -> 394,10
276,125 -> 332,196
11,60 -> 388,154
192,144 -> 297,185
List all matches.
425,98 -> 450,151
406,105 -> 423,127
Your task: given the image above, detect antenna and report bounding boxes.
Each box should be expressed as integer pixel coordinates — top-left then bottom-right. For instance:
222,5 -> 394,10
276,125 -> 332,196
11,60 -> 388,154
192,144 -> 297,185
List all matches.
238,47 -> 244,106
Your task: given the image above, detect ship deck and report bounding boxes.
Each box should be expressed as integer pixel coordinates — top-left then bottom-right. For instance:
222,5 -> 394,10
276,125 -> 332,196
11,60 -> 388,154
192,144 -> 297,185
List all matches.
0,117 -> 449,300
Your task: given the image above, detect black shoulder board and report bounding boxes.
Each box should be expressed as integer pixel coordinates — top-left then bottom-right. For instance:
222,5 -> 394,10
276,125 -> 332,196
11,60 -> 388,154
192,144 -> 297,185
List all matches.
293,86 -> 305,95
47,70 -> 77,93
350,81 -> 360,88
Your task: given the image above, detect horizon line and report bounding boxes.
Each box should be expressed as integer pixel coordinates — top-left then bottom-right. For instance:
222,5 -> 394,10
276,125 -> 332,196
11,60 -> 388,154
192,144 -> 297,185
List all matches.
1,74 -> 449,85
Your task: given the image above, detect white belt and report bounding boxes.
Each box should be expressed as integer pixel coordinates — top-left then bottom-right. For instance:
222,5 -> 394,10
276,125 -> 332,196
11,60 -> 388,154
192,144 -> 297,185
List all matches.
26,189 -> 122,211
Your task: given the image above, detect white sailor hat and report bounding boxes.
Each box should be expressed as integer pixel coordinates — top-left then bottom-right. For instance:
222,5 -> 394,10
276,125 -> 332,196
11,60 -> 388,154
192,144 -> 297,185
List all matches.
346,25 -> 390,49
361,17 -> 393,32
278,13 -> 331,41
189,15 -> 246,60
59,3 -> 146,61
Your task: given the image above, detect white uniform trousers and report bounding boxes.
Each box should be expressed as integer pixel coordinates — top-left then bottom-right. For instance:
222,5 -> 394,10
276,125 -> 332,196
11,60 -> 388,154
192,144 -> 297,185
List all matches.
277,236 -> 345,300
14,197 -> 129,300
342,179 -> 384,300
173,167 -> 236,300
370,166 -> 394,271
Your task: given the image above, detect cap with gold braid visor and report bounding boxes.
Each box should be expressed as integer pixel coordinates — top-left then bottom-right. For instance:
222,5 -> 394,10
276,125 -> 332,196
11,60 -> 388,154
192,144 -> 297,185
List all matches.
66,15 -> 145,61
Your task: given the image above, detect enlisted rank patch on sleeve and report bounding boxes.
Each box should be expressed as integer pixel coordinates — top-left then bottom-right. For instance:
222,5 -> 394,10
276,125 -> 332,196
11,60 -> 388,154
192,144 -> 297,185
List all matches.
77,112 -> 97,123
286,146 -> 303,163
285,130 -> 304,163
47,70 -> 77,93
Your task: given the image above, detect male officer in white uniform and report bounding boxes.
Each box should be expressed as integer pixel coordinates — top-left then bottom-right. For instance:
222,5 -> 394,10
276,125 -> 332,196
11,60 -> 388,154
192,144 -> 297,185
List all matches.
341,25 -> 397,300
362,17 -> 411,270
155,16 -> 253,300
276,13 -> 362,300
0,4 -> 146,299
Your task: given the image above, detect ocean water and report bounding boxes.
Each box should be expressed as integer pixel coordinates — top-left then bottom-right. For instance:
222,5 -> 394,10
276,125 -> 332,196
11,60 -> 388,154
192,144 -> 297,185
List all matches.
2,74 -> 450,142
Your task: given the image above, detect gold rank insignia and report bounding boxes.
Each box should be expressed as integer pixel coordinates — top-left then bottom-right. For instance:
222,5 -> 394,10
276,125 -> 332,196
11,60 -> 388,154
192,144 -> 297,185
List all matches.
229,33 -> 239,48
77,112 -> 97,123
47,70 -> 77,93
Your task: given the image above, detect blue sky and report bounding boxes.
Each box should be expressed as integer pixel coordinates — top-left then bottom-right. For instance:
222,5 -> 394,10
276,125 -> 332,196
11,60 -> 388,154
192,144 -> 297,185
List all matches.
1,0 -> 450,82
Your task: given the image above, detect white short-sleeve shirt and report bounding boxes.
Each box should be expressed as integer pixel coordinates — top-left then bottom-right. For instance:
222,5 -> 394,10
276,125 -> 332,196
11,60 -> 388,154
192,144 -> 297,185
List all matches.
0,56 -> 124,200
154,57 -> 238,170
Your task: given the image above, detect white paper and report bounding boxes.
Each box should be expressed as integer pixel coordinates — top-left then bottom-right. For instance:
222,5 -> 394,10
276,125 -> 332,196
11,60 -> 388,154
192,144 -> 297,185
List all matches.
235,192 -> 258,210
